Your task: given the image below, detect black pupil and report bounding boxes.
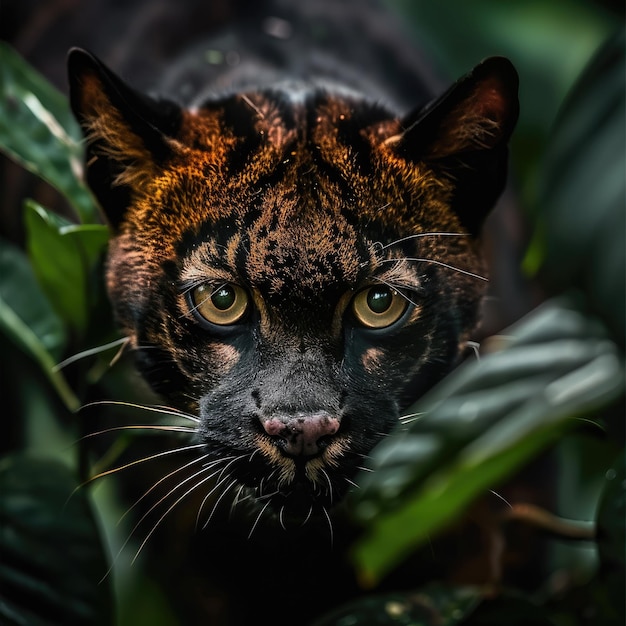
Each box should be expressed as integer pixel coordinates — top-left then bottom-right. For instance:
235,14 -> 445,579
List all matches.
211,286 -> 236,310
367,288 -> 392,314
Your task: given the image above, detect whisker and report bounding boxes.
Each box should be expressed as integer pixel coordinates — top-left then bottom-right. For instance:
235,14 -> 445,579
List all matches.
572,417 -> 606,431
202,477 -> 240,529
180,282 -> 229,321
120,453 -> 213,525
398,412 -> 425,424
85,443 -> 206,484
77,425 -> 196,444
240,93 -> 266,119
230,483 -> 248,514
256,488 -> 282,501
53,337 -> 130,372
344,477 -> 360,489
377,232 -> 468,250
248,500 -> 273,540
320,468 -> 334,504
378,257 -> 488,282
489,489 -> 513,509
79,400 -> 200,424
374,201 -> 392,213
131,468 -> 224,566
279,506 -> 287,531
322,506 -> 334,548
100,458 -> 215,581
300,506 -> 314,528
196,455 -> 247,528
372,276 -> 421,308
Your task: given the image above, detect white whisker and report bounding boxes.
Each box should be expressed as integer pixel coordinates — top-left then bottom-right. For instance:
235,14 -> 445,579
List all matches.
320,468 -> 334,504
53,337 -> 130,371
300,506 -> 314,528
398,412 -> 425,424
79,400 -> 200,424
344,477 -> 360,489
119,453 -> 211,525
372,276 -> 421,308
231,483 -> 248,514
378,257 -> 487,281
101,458 -> 216,581
131,468 -> 222,565
196,455 -> 247,528
78,425 -> 196,444
377,232 -> 468,250
248,500 -> 273,540
489,489 -> 513,509
202,477 -> 240,529
322,506 -> 334,548
86,443 -> 206,484
256,488 -> 281,501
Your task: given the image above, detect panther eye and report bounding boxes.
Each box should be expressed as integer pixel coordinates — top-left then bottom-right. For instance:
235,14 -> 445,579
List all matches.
191,283 -> 249,326
352,286 -> 408,329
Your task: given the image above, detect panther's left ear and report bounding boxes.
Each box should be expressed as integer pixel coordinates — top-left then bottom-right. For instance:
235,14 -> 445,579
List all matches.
67,47 -> 183,229
388,57 -> 519,234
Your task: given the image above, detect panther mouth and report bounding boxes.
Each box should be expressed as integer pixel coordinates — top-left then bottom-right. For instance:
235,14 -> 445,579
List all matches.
229,434 -> 356,526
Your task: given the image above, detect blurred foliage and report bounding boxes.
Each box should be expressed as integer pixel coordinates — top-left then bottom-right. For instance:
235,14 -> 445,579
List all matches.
0,43 -> 97,223
352,296 -> 624,583
0,455 -> 113,626
0,2 -> 624,625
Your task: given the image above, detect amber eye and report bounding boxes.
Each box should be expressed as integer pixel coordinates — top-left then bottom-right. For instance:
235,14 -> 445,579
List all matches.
191,283 -> 249,326
352,286 -> 408,329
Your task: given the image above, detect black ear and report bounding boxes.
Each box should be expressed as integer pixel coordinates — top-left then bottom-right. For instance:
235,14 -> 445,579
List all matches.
67,48 -> 182,229
390,57 -> 519,234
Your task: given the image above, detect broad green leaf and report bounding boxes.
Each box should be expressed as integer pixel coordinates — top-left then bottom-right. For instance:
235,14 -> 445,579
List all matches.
351,297 -> 624,583
25,201 -> 109,334
0,238 -> 66,359
0,238 -> 79,410
0,42 -> 97,223
0,454 -> 113,626
530,29 -> 625,347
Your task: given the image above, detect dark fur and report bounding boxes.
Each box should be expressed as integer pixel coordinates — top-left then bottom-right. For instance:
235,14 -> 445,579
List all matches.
67,1 -> 518,527
61,3 -> 522,623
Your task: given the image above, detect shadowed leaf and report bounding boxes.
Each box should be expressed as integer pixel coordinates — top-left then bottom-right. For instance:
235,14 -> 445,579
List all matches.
0,42 -> 97,223
0,454 -> 113,625
351,297 -> 624,583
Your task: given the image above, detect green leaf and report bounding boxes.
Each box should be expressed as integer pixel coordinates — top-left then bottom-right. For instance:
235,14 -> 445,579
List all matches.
351,297 -> 624,584
0,238 -> 79,410
0,454 -> 113,626
25,201 -> 109,334
531,29 -> 625,347
0,42 -> 97,223
0,238 -> 66,360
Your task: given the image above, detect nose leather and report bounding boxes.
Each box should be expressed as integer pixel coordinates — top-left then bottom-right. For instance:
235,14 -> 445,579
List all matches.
261,413 -> 340,457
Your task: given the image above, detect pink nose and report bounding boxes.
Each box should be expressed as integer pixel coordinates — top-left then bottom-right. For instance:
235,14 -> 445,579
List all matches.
261,413 -> 340,457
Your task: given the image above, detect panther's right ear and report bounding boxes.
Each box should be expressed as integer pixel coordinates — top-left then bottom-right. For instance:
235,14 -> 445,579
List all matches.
67,48 -> 182,229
